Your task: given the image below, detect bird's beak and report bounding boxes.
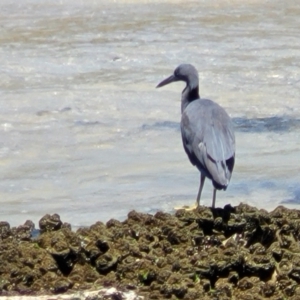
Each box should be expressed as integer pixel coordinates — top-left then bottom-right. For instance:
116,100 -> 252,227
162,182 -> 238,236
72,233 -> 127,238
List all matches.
156,74 -> 178,88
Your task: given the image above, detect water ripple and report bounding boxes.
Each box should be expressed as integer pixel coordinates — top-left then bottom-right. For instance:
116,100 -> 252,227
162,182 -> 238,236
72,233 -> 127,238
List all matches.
140,116 -> 300,133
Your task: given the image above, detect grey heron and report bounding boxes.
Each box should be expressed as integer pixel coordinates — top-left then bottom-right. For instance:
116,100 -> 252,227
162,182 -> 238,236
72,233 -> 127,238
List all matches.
156,64 -> 235,209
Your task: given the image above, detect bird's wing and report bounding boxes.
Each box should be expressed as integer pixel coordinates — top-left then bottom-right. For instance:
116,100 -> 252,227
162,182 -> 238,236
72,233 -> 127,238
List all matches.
202,105 -> 235,162
181,100 -> 235,186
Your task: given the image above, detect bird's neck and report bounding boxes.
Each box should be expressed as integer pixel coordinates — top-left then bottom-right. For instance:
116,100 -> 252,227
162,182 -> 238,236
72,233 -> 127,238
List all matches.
181,85 -> 200,113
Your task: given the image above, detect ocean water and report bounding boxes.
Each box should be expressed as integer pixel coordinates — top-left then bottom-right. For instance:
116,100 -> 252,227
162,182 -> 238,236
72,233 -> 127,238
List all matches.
0,0 -> 300,228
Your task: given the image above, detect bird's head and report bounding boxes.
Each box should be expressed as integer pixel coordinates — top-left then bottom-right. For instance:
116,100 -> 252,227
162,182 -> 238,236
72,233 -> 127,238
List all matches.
156,64 -> 199,90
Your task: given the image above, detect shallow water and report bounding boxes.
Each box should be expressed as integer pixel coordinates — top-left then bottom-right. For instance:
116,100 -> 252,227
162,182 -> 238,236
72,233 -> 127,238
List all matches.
0,0 -> 300,228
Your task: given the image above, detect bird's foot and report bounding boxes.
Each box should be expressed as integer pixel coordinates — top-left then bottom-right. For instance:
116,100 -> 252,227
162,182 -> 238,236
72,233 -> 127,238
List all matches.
174,203 -> 198,211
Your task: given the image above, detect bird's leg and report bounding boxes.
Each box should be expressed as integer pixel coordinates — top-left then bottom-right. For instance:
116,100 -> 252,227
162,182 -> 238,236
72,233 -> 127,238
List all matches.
212,188 -> 217,208
196,174 -> 205,208
174,174 -> 205,211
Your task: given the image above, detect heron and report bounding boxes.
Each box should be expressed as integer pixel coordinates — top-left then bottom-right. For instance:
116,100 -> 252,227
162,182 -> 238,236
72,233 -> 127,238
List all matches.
156,64 -> 235,209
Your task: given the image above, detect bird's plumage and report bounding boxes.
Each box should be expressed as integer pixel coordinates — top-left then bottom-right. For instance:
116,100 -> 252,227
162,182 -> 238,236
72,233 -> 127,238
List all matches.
181,99 -> 235,189
156,63 -> 235,208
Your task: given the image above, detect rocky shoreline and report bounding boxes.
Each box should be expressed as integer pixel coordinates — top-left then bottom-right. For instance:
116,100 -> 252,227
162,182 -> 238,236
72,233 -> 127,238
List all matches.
1,203 -> 300,299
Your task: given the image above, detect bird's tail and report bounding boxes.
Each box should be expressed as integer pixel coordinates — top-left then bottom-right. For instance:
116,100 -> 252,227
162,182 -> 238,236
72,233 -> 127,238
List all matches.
209,156 -> 235,190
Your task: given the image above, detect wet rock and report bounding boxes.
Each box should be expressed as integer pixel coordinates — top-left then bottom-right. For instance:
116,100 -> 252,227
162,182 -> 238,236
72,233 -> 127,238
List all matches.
95,251 -> 119,274
39,213 -> 62,232
24,220 -> 35,231
0,221 -> 10,239
51,278 -> 72,294
3,203 -> 300,298
244,246 -> 275,280
215,277 -> 233,297
260,282 -> 276,297
38,231 -> 70,256
10,223 -> 33,241
106,218 -> 123,228
37,227 -> 81,277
